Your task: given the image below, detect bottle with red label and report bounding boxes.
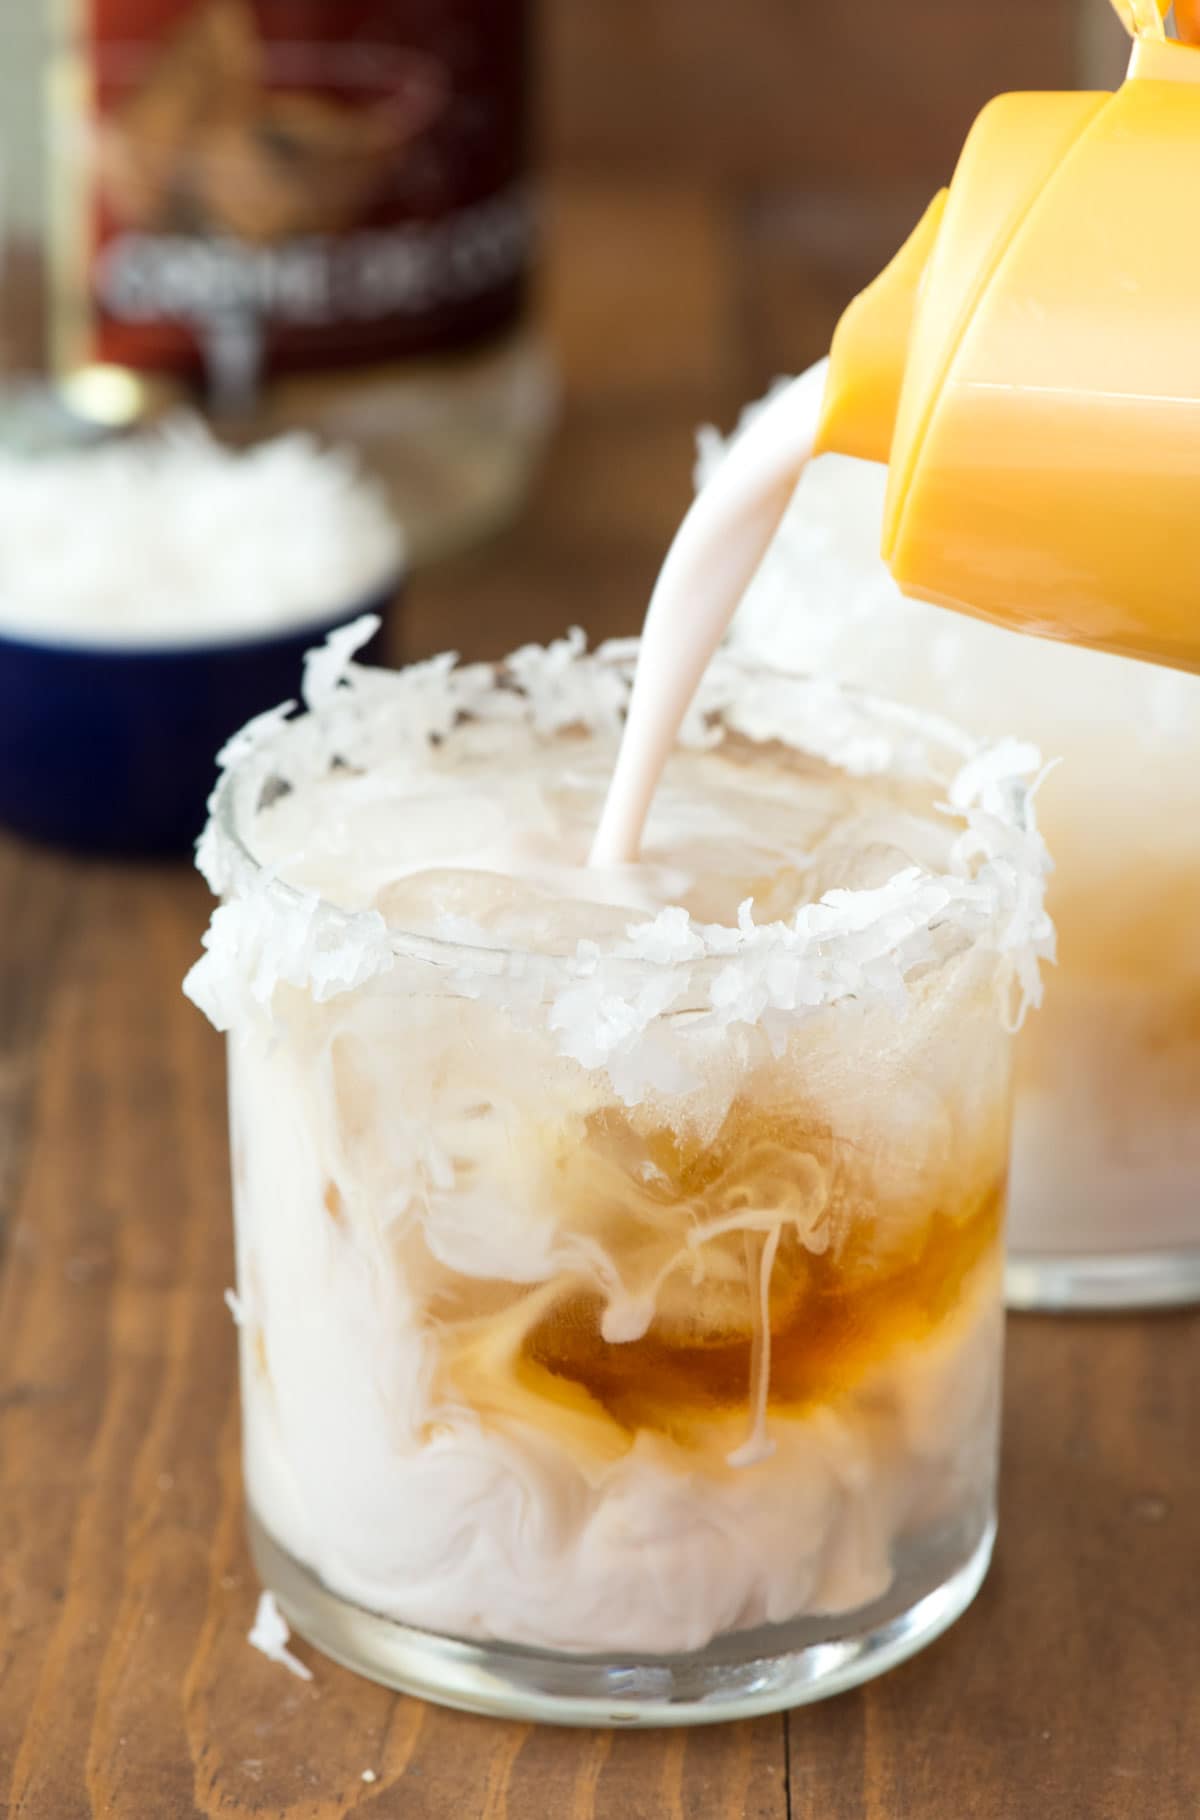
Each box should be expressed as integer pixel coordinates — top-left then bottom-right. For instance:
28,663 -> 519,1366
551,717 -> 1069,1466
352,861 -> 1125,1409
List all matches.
1,0 -> 553,563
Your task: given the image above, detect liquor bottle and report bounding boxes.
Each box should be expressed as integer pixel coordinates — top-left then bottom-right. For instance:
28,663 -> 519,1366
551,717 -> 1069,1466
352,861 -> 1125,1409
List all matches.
0,1 -> 553,563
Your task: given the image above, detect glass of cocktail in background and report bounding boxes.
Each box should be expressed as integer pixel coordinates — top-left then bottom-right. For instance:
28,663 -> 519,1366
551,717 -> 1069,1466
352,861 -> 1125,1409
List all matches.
727,430 -> 1200,1310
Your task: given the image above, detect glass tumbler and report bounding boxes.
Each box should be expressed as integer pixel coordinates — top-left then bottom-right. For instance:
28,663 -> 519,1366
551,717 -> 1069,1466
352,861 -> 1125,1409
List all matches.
186,630 -> 1050,1723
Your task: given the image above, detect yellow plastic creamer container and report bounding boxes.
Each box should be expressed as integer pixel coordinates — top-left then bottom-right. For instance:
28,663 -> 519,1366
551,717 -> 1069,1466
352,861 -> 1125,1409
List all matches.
816,9 -> 1200,673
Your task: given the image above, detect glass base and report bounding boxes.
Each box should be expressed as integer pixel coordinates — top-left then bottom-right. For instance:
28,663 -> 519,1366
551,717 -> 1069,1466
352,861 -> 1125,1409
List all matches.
248,1509 -> 996,1727
1005,1247 -> 1200,1313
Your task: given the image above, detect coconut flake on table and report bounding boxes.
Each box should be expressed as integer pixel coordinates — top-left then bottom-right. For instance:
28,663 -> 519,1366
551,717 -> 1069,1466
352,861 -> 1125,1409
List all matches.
247,1589 -> 313,1682
0,420 -> 403,647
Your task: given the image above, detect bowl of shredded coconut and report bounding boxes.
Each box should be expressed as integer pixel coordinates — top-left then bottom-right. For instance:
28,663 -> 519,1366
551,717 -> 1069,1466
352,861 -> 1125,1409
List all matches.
0,422 -> 404,854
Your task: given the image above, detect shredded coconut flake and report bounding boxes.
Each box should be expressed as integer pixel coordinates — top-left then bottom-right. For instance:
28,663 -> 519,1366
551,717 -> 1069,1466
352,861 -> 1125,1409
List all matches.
0,421 -> 403,647
214,703 -> 298,776
248,1590 -> 313,1682
506,627 -> 628,736
301,613 -> 382,710
184,885 -> 396,1036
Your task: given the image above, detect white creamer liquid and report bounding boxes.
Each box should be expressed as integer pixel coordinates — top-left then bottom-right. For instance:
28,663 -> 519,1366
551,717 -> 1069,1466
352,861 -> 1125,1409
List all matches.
590,362 -> 827,866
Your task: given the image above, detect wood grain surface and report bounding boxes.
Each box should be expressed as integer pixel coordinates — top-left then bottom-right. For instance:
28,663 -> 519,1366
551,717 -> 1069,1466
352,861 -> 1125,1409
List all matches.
0,835 -> 1196,1819
2,6 -> 1199,1810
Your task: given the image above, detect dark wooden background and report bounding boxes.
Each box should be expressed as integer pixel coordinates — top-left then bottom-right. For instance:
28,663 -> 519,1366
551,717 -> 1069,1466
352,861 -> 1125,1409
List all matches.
2,3 -> 1197,1816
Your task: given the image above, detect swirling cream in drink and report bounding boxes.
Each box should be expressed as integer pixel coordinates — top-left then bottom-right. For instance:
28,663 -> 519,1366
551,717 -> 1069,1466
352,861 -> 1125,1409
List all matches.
188,614 -> 1050,1721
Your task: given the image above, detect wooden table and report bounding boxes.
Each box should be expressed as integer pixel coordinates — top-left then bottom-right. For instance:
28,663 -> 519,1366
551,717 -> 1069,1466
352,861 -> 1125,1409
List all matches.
1,167 -> 1198,1819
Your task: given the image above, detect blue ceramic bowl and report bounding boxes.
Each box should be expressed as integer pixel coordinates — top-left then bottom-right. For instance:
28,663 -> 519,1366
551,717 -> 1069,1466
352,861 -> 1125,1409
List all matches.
0,586 -> 397,856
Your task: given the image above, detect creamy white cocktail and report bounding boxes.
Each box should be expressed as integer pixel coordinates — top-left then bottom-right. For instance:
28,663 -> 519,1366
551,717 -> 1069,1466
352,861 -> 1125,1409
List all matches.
188,627 -> 1049,1719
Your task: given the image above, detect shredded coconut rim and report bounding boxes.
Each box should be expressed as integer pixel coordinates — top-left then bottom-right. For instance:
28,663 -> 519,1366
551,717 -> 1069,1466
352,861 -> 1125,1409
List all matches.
186,620 -> 1054,1057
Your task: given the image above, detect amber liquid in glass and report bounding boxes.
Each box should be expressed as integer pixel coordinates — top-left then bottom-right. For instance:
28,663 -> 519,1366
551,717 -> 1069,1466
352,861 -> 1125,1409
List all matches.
434,1098 -> 1005,1459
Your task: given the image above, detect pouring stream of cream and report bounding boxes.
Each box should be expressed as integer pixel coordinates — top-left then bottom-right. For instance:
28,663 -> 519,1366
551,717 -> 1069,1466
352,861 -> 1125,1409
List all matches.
589,359 -> 828,867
